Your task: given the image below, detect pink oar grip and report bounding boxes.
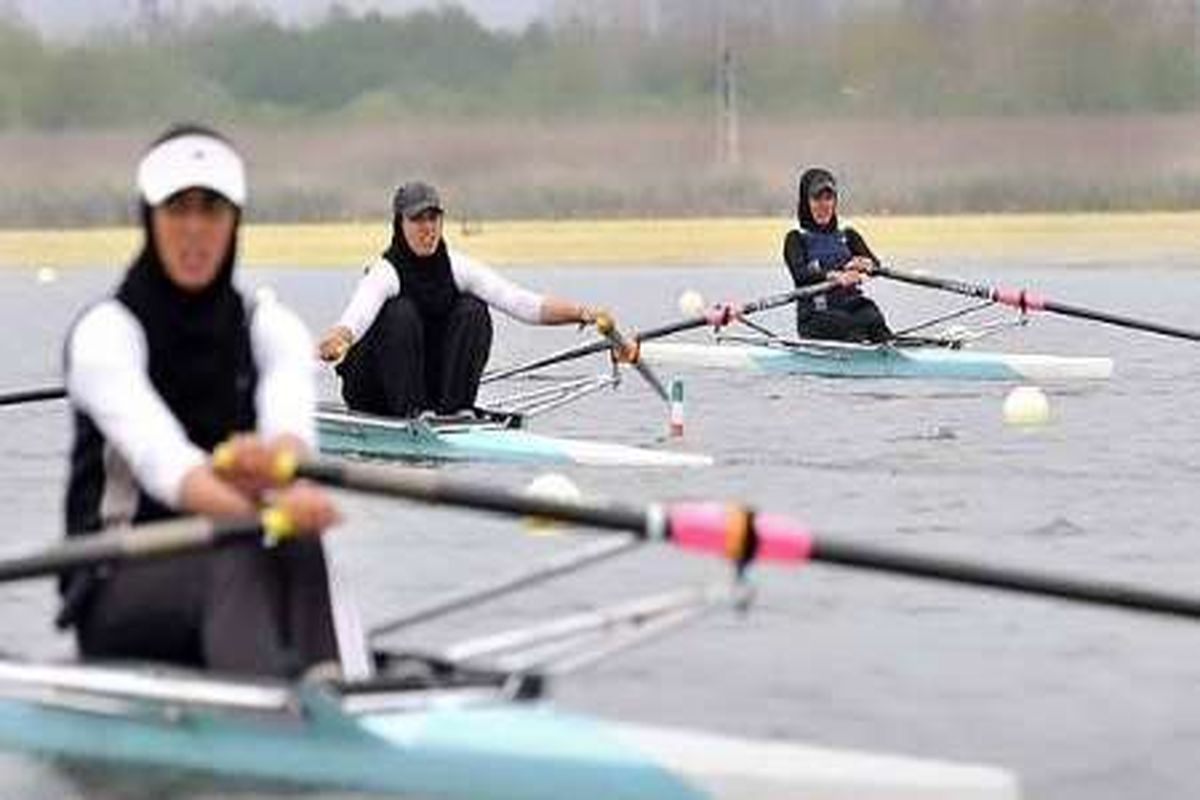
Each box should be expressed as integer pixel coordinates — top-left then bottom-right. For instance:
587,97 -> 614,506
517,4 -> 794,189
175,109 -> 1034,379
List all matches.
666,503 -> 813,564
993,287 -> 1046,311
752,512 -> 815,562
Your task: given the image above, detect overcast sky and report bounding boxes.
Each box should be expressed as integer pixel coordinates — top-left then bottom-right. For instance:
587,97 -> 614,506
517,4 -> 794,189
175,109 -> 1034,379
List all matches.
8,1 -> 547,39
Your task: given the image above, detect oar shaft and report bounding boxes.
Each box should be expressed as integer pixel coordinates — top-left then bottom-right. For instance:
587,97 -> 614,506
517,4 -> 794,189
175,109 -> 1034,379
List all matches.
875,265 -> 1200,343
0,517 -> 264,583
483,279 -> 841,384
295,460 -> 651,534
1041,299 -> 1200,342
596,315 -> 670,402
0,386 -> 66,408
811,539 -> 1200,620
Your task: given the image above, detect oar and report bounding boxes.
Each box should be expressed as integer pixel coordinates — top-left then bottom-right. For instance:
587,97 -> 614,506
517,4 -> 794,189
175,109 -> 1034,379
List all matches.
0,386 -> 66,408
594,312 -> 669,403
269,455 -> 1200,622
482,278 -> 842,384
0,512 -> 299,584
875,265 -> 1200,343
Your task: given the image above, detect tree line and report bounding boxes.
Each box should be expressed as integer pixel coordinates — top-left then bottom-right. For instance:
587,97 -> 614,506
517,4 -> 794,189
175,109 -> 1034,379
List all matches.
1,0 -> 1197,130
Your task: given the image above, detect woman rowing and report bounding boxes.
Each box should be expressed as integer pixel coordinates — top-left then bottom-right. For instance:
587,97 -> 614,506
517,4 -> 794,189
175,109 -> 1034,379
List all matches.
317,182 -> 605,417
61,124 -> 358,678
783,167 -> 893,343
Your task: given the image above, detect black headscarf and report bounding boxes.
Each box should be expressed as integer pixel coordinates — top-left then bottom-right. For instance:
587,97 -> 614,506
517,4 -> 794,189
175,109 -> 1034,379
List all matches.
115,124 -> 257,451
796,167 -> 839,234
381,217 -> 458,319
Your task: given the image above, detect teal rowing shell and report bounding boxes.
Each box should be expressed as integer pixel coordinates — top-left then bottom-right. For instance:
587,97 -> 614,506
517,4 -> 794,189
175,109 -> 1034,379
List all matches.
0,692 -> 706,799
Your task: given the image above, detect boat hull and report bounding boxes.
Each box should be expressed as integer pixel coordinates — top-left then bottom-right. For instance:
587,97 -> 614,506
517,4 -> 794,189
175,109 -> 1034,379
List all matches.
0,660 -> 1019,799
640,341 -> 1113,381
317,408 -> 712,467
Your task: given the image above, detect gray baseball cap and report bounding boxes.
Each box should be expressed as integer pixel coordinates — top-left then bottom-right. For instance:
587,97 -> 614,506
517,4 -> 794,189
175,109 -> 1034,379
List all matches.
393,181 -> 443,219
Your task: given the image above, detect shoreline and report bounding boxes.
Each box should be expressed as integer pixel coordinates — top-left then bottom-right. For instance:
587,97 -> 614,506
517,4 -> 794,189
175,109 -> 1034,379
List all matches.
2,211 -> 1198,268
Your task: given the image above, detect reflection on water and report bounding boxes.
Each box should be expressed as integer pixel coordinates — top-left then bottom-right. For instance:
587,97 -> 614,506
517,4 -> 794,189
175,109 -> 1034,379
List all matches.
1,261 -> 1199,800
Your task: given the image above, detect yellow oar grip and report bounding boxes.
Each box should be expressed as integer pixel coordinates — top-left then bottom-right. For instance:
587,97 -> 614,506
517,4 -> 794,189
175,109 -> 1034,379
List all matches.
270,448 -> 300,485
594,312 -> 615,336
260,507 -> 298,543
212,441 -> 236,474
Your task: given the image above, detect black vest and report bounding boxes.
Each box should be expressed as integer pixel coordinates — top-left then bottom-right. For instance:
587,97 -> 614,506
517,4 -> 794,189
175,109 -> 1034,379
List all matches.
64,297 -> 259,537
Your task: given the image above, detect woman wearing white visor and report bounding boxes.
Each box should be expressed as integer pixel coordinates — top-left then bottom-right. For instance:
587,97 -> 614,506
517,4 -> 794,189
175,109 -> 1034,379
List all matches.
60,124 -> 358,678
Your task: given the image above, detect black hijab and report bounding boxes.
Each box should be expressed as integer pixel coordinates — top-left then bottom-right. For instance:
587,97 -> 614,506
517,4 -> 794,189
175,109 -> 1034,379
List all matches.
115,125 -> 256,450
381,217 -> 458,319
796,167 -> 839,234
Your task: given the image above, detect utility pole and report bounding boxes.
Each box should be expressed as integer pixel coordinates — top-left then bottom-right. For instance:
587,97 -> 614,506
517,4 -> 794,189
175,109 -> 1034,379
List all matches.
715,0 -> 740,167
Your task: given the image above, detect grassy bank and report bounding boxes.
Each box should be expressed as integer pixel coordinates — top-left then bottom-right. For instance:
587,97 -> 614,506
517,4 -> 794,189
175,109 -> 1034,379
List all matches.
2,212 -> 1198,269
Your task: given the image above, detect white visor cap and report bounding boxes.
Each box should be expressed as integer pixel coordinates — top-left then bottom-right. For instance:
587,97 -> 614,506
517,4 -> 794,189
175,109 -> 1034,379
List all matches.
136,133 -> 247,207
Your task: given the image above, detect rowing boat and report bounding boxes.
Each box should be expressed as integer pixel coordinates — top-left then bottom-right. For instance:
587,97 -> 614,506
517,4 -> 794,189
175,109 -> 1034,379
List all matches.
317,405 -> 712,467
0,653 -> 1018,799
640,338 -> 1114,381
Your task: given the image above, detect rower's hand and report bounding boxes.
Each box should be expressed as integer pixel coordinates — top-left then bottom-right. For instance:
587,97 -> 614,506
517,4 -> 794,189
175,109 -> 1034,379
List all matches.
318,326 -> 354,363
831,269 -> 864,288
577,305 -> 604,329
271,480 -> 340,535
845,256 -> 875,276
212,434 -> 299,495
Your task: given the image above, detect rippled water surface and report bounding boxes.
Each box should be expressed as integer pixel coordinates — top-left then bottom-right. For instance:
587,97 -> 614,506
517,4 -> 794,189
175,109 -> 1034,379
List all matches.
1,258 -> 1198,800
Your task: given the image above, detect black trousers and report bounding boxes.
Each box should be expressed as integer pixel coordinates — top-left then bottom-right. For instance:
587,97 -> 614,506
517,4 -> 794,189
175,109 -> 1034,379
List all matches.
797,296 -> 893,343
75,537 -> 338,678
338,294 -> 493,417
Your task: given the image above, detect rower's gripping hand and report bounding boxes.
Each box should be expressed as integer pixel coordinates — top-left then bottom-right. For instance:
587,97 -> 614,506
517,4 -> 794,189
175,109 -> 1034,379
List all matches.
317,325 -> 354,363
594,312 -> 641,363
214,437 -> 339,537
213,435 -> 302,493
264,480 -> 340,539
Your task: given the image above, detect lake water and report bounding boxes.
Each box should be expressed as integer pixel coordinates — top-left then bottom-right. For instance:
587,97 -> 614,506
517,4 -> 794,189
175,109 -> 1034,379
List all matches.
0,257 -> 1198,800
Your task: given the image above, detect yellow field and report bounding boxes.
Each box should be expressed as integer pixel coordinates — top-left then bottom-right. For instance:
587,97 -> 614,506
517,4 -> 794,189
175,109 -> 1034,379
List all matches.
2,212 -> 1198,269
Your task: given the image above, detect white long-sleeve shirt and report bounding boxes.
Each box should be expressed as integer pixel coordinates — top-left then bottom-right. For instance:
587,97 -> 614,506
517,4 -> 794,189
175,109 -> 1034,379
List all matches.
66,296 -> 317,510
334,249 -> 544,342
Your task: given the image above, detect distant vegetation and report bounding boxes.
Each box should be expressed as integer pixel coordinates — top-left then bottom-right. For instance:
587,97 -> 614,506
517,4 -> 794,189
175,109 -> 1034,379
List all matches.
3,2 -> 1200,226
2,1 -> 1196,128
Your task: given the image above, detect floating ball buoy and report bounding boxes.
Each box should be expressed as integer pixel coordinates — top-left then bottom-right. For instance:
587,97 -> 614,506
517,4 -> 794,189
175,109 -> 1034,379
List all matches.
1003,385 -> 1050,427
36,267 -> 58,284
678,289 -> 705,316
523,472 -> 582,533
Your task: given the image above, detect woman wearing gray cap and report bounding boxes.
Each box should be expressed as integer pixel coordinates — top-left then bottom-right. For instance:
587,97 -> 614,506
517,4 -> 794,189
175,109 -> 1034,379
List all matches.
783,167 -> 892,343
318,181 -> 601,417
60,124 -> 362,678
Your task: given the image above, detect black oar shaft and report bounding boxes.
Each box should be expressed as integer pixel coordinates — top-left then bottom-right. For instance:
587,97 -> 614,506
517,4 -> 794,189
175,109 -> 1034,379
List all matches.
0,386 -> 66,408
812,539 -> 1200,620
0,517 -> 263,583
483,279 -> 841,384
875,266 -> 1200,343
296,460 -> 651,535
1041,299 -> 1200,342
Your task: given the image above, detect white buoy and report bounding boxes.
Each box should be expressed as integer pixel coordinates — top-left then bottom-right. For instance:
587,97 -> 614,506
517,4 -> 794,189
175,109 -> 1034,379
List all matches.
678,289 -> 705,316
523,473 -> 583,533
1003,385 -> 1050,427
36,267 -> 58,284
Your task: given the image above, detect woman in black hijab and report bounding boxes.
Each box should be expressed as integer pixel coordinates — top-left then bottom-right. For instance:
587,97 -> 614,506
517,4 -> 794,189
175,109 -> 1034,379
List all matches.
782,167 -> 892,343
61,124 -> 358,678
